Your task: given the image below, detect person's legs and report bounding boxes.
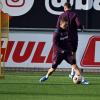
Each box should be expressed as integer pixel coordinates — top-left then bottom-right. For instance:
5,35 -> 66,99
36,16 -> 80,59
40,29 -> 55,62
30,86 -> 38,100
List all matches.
69,67 -> 75,79
70,64 -> 89,84
65,51 -> 89,84
39,51 -> 63,83
45,67 -> 56,78
69,52 -> 76,78
39,67 -> 56,82
71,64 -> 81,76
65,51 -> 80,76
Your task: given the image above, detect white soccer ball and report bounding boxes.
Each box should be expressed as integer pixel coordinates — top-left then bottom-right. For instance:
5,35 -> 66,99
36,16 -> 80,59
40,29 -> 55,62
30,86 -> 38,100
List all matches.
73,75 -> 82,84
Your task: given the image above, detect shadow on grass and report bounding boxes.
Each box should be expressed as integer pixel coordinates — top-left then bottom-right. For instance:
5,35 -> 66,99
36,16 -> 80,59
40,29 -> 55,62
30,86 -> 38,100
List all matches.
0,91 -> 100,97
0,82 -> 100,85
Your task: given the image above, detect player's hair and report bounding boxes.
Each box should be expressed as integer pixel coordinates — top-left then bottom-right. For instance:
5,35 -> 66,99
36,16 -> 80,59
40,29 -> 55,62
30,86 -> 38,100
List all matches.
59,17 -> 68,29
64,2 -> 72,9
60,17 -> 68,23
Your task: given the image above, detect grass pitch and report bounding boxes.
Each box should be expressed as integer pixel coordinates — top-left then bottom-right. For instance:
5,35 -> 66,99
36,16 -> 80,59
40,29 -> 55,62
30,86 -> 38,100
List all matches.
0,72 -> 100,100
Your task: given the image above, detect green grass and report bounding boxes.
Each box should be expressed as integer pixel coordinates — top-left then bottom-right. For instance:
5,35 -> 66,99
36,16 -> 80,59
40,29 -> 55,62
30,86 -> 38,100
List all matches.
0,72 -> 100,100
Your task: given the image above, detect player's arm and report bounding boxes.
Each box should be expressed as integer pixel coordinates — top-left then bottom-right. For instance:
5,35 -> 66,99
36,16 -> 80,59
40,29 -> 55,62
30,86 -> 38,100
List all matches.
75,15 -> 83,30
56,14 -> 63,28
53,32 -> 64,53
72,42 -> 78,52
56,16 -> 61,28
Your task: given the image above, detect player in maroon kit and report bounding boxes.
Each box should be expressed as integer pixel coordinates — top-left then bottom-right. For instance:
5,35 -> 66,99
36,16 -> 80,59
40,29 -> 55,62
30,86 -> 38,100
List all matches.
40,17 -> 81,82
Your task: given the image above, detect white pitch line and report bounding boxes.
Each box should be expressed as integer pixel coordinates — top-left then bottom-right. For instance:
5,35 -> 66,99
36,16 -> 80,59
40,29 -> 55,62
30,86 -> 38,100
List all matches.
85,76 -> 100,79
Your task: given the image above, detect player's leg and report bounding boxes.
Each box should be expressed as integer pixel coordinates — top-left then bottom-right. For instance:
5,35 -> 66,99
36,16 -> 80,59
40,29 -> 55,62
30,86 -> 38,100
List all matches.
65,52 -> 89,84
39,67 -> 56,83
65,52 -> 80,76
72,64 -> 81,76
69,52 -> 76,79
69,68 -> 89,84
69,67 -> 75,79
39,52 -> 63,83
71,64 -> 89,84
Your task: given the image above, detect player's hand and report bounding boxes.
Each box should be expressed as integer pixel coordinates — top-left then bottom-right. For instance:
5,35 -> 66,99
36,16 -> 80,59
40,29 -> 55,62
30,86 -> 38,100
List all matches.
71,52 -> 76,59
72,52 -> 74,55
72,52 -> 76,55
61,50 -> 64,54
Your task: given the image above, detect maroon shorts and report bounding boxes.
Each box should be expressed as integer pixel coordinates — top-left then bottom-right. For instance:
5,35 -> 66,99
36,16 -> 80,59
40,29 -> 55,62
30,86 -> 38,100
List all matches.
52,51 -> 76,69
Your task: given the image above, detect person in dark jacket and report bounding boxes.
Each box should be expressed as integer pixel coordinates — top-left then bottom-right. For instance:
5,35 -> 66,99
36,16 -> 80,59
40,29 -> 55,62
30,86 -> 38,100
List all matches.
39,2 -> 89,85
57,2 -> 83,53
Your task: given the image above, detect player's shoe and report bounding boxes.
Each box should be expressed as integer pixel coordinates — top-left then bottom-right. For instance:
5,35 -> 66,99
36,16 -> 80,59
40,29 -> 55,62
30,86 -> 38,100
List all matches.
39,76 -> 48,83
81,80 -> 89,85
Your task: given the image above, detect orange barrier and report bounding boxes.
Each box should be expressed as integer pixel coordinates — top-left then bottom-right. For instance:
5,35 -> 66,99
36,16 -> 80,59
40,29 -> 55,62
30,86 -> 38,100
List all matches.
0,11 -> 9,78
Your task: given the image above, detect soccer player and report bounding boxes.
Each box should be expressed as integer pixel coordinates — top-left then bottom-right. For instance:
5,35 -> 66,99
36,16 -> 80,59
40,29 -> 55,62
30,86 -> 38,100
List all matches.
39,17 -> 88,84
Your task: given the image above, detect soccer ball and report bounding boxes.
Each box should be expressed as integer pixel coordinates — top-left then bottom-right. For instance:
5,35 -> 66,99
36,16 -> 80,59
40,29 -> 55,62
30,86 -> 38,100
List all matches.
73,75 -> 82,84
